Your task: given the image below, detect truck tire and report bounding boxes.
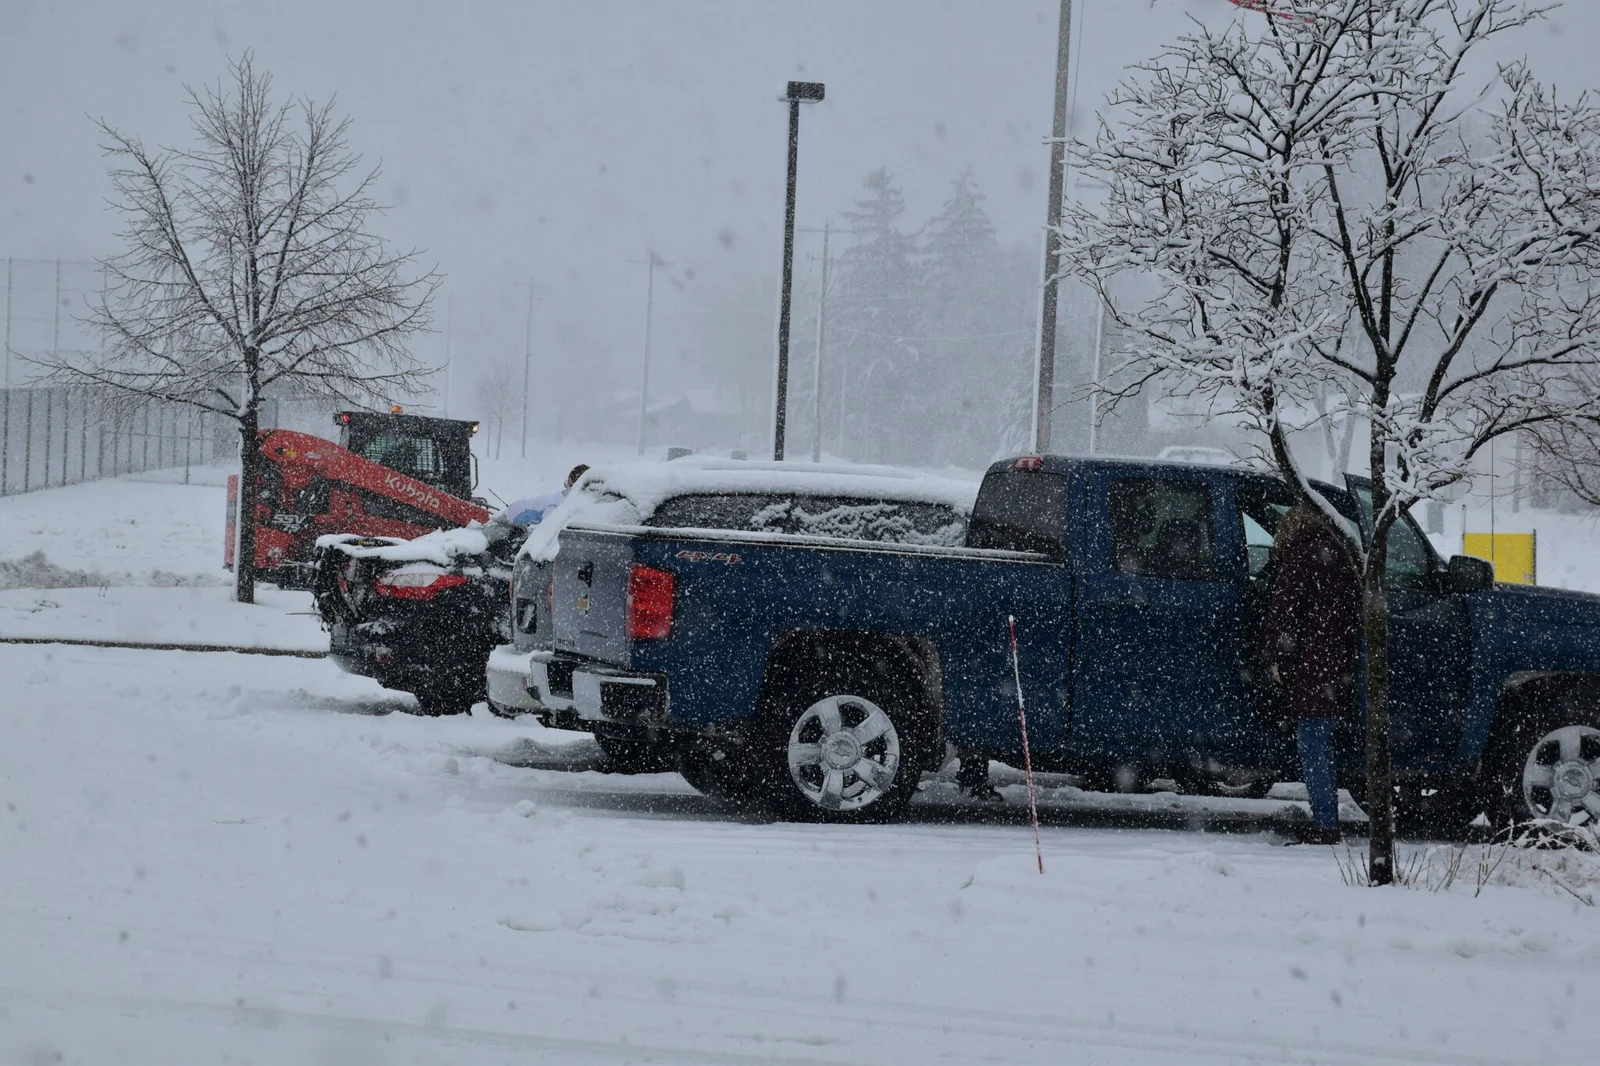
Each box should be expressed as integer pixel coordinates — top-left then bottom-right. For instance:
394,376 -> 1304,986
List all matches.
596,734 -> 676,775
754,665 -> 928,824
1497,714 -> 1600,827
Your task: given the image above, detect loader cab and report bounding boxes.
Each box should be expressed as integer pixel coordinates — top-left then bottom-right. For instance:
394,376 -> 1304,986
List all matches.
335,410 -> 479,500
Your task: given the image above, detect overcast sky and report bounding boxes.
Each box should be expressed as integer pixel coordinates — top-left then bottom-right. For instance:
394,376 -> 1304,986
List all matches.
4,0 -> 1596,418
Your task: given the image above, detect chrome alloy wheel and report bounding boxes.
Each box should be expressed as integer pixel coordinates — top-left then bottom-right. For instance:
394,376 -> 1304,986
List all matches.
786,695 -> 901,812
1522,724 -> 1600,825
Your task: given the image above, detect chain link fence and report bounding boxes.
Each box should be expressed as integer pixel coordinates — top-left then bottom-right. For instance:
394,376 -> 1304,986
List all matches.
0,387 -> 233,495
0,387 -> 342,497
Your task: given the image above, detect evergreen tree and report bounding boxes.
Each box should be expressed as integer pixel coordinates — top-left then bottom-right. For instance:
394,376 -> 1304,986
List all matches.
922,167 -> 998,301
831,169 -> 921,464
917,169 -> 1029,467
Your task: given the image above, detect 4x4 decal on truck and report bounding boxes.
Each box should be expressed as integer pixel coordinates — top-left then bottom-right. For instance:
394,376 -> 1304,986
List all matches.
675,550 -> 742,564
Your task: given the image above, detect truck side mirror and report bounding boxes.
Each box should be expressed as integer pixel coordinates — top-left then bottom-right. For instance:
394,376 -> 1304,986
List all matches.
1444,554 -> 1494,594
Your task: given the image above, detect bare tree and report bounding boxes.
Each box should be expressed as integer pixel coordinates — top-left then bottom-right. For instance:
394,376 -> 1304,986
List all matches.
1058,0 -> 1600,883
38,53 -> 438,603
472,359 -> 522,460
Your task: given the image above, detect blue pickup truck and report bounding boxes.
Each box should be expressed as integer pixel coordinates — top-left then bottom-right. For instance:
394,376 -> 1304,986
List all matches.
506,454 -> 1600,829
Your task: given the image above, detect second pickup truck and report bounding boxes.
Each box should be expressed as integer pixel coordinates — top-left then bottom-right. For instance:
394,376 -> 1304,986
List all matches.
513,454 -> 1600,831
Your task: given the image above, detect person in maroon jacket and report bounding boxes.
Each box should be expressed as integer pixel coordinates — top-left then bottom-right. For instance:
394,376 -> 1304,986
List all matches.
1263,500 -> 1362,845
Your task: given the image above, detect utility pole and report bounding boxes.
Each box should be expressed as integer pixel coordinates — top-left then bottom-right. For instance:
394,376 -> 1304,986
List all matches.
1087,297 -> 1105,454
520,279 -> 538,459
630,253 -> 668,456
2,257 -> 11,391
2,258 -> 11,495
441,294 -> 453,418
774,80 -> 826,461
798,221 -> 833,463
1032,0 -> 1073,453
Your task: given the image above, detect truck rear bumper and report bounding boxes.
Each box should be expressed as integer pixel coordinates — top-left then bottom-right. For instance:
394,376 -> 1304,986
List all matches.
486,645 -> 540,713
529,651 -> 668,727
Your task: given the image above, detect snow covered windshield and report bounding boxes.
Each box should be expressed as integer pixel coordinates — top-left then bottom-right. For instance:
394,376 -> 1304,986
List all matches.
648,494 -> 966,546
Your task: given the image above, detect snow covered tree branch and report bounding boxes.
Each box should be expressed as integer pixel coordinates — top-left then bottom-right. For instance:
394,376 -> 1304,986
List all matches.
36,53 -> 439,603
1056,0 -> 1600,884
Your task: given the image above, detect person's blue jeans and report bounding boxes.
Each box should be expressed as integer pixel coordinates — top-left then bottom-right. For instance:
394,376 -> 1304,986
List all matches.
1297,716 -> 1339,829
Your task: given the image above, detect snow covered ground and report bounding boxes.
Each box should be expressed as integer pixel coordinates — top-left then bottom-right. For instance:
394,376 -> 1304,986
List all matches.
2,462 -> 1599,1063
0,467 -> 324,652
0,468 -> 232,585
3,642 -> 1595,1065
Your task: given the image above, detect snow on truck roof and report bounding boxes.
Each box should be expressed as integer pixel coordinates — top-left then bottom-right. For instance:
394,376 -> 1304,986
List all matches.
520,456 -> 978,563
577,456 -> 976,511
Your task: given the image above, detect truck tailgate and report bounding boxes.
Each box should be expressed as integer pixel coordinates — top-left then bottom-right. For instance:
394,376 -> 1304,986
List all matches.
550,529 -> 635,667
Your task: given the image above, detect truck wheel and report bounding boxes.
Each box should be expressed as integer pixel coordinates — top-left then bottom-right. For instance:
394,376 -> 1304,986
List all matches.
1484,684 -> 1600,827
596,734 -> 675,775
1509,723 -> 1600,826
757,678 -> 924,824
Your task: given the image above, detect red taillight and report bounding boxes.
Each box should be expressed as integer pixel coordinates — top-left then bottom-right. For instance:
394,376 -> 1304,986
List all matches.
626,565 -> 674,640
1012,455 -> 1044,471
372,570 -> 469,601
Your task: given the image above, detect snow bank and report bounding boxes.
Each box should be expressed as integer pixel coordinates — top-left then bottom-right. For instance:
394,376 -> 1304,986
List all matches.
0,550 -> 226,591
0,585 -> 324,652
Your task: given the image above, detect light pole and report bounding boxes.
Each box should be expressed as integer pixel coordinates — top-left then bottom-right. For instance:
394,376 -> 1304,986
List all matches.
774,80 -> 825,461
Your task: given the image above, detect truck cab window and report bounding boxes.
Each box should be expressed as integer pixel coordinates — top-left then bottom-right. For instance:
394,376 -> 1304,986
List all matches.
1384,514 -> 1435,589
968,471 -> 1070,556
1242,512 -> 1275,577
1108,478 -> 1215,580
1351,487 -> 1436,590
1234,485 -> 1293,578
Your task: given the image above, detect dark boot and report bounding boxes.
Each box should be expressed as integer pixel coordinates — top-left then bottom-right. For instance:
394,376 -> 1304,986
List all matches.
956,753 -> 1002,801
1288,824 -> 1342,846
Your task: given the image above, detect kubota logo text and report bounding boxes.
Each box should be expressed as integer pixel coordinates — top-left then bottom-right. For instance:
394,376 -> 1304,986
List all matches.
384,474 -> 443,510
